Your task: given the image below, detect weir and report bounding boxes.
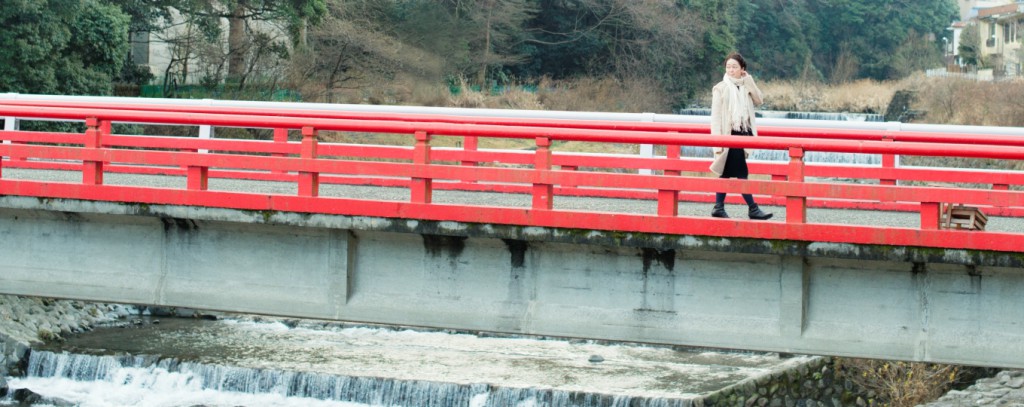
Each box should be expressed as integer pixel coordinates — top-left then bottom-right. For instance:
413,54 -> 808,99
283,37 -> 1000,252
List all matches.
676,109 -> 886,164
21,350 -> 692,407
5,337 -> 835,407
1,314 -> 870,407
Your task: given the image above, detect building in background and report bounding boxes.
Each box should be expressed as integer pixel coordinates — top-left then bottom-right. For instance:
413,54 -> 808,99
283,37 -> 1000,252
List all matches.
976,2 -> 1024,76
942,0 -> 1023,79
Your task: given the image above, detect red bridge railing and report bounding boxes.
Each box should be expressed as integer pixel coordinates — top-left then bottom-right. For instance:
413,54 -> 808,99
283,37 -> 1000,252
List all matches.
1,103 -> 1023,252
4,99 -> 1023,211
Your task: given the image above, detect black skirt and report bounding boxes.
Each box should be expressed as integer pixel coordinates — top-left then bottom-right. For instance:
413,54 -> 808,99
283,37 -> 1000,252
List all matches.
721,129 -> 752,179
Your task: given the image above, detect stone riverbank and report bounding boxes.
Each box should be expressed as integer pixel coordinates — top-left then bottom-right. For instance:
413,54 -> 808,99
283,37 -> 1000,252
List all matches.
0,295 -> 130,376
921,370 -> 1024,407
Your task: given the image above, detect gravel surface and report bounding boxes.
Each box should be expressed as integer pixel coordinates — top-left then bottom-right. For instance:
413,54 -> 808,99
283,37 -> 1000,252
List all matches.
4,167 -> 1023,233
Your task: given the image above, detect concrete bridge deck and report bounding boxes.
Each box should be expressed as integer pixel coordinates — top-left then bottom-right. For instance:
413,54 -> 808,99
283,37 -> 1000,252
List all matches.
2,166 -> 1024,369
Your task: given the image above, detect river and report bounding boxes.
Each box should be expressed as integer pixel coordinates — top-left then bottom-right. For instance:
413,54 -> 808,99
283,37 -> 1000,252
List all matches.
2,315 -> 804,406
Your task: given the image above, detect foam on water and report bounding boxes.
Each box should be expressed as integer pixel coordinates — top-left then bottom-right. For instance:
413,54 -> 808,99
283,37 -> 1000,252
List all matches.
3,319 -> 803,406
6,374 -> 372,407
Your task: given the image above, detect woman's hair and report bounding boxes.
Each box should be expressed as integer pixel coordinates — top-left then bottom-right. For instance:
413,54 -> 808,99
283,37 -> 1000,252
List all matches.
725,52 -> 746,70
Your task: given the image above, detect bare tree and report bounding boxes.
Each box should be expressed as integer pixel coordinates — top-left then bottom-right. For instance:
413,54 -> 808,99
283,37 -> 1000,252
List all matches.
461,0 -> 537,87
294,0 -> 444,102
559,0 -> 705,95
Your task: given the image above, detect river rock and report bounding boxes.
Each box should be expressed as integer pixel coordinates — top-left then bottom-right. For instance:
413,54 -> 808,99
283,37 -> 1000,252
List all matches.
1,376 -> 8,397
14,388 -> 43,404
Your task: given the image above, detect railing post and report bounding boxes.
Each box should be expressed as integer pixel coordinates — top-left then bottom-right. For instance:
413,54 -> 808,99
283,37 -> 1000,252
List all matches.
273,128 -> 288,175
787,147 -> 806,224
298,126 -> 319,197
993,184 -> 1009,191
411,130 -> 432,203
664,143 -> 681,177
657,144 -> 681,216
881,121 -> 901,186
639,112 -> 655,175
178,124 -> 210,171
921,202 -> 940,230
639,143 -> 654,175
83,117 -> 105,185
198,125 -> 214,154
3,116 -> 23,163
187,165 -> 209,190
0,117 -> 8,177
461,135 -> 477,184
880,136 -> 896,186
186,122 -> 209,191
461,135 -> 478,166
533,136 -> 553,210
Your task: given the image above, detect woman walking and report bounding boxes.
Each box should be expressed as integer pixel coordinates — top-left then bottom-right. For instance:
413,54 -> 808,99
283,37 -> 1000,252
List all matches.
709,52 -> 773,220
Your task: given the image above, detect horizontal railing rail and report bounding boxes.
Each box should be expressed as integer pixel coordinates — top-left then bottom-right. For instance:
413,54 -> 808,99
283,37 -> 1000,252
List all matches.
2,104 -> 1023,253
5,99 -> 1024,147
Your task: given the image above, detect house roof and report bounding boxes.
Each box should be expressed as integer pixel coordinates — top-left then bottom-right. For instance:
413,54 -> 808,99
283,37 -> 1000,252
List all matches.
977,3 -> 1024,19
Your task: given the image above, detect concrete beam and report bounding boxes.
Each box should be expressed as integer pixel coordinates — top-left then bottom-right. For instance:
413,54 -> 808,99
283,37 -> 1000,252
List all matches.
1,197 -> 1022,368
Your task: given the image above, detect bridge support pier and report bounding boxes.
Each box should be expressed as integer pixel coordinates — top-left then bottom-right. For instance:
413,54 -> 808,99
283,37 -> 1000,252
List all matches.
779,255 -> 808,340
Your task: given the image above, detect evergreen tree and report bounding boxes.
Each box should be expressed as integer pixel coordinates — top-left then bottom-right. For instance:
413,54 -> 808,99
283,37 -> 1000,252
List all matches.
734,0 -> 820,81
807,0 -> 958,81
958,23 -> 982,68
0,0 -> 130,95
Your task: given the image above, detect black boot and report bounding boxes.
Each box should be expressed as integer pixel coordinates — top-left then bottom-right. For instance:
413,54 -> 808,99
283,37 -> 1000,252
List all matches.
748,204 -> 773,220
711,203 -> 729,218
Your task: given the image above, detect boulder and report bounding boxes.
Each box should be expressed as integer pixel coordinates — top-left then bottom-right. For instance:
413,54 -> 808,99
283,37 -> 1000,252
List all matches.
13,388 -> 43,404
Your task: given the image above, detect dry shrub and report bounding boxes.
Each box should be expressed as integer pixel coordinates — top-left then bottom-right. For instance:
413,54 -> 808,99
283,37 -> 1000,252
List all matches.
445,76 -> 545,110
537,75 -> 673,113
499,86 -> 545,110
405,79 -> 451,107
835,358 -> 964,407
758,79 -> 895,114
446,76 -> 490,108
914,76 -> 1024,127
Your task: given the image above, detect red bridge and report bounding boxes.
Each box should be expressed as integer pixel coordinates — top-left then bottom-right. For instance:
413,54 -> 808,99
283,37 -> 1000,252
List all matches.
1,97 -> 1022,252
2,96 -> 1024,368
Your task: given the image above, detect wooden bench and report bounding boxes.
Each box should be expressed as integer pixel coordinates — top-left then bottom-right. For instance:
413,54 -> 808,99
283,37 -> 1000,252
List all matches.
939,203 -> 988,230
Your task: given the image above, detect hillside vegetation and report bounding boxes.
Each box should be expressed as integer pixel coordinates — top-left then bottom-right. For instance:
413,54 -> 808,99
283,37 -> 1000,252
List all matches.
4,0 -> 957,110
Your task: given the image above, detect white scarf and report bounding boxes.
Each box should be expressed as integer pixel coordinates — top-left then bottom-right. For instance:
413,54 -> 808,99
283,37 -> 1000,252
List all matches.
723,74 -> 754,132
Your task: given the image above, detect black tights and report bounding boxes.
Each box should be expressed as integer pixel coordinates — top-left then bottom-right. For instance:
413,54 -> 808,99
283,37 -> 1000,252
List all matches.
715,175 -> 756,206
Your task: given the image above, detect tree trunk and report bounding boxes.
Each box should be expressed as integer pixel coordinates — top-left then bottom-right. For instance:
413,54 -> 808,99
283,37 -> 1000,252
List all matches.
227,1 -> 247,85
476,1 -> 494,88
297,17 -> 308,49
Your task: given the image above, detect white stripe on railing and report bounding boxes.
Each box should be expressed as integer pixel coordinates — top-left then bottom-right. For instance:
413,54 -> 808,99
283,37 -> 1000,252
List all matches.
4,92 -> 1024,136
